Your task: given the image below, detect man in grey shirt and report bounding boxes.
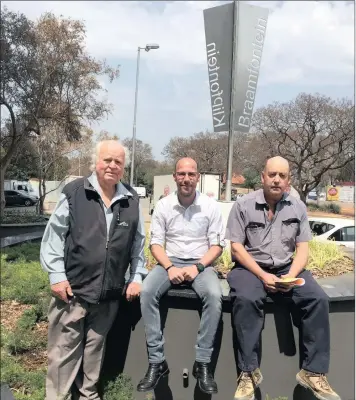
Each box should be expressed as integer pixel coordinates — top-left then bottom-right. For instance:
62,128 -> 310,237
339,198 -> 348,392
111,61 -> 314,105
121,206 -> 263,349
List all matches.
40,140 -> 147,399
137,157 -> 225,395
226,157 -> 340,400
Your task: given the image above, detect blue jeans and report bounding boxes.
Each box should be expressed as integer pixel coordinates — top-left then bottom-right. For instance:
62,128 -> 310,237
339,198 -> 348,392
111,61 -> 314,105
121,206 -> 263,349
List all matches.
140,257 -> 223,363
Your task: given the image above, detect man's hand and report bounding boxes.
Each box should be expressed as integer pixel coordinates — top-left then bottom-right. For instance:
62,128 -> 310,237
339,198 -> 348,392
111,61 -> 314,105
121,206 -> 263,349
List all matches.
276,273 -> 296,293
260,272 -> 281,293
51,280 -> 73,303
126,282 -> 141,302
167,266 -> 185,284
182,265 -> 199,282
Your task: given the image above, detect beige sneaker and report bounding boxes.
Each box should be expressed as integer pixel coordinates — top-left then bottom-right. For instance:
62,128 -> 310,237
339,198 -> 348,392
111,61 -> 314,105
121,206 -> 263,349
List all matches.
296,369 -> 341,400
234,368 -> 263,400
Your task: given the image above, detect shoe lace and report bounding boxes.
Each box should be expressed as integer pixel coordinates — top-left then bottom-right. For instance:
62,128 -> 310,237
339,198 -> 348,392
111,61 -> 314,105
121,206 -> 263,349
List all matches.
237,372 -> 253,391
306,372 -> 332,391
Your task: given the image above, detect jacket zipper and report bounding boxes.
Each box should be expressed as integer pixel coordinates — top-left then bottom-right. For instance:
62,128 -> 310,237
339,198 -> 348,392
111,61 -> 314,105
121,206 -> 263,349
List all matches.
97,202 -> 110,304
98,200 -> 121,303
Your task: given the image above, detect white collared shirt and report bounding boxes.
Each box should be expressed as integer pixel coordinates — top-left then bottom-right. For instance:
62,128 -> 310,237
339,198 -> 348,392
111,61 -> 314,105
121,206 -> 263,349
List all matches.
150,191 -> 226,259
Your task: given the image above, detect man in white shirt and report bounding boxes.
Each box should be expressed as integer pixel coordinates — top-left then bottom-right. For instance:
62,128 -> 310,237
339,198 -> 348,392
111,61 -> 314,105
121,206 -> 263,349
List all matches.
137,158 -> 225,395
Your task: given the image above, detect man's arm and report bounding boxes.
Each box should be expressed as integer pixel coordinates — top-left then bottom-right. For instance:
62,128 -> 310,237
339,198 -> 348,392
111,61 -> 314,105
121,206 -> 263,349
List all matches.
40,193 -> 73,302
286,242 -> 309,278
149,200 -> 170,267
284,203 -> 312,278
128,203 -> 148,284
126,203 -> 148,301
199,201 -> 226,267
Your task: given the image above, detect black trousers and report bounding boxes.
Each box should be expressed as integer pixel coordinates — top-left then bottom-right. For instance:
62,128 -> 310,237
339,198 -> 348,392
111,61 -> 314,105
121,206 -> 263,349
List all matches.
227,265 -> 330,374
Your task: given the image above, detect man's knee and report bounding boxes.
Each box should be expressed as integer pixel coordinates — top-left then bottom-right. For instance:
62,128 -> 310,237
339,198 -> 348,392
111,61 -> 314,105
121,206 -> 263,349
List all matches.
232,291 -> 262,310
312,290 -> 329,309
203,286 -> 223,309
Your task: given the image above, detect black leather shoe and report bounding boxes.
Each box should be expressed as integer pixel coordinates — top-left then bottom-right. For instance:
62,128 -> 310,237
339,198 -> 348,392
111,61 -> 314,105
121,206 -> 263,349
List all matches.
137,360 -> 170,392
192,361 -> 218,394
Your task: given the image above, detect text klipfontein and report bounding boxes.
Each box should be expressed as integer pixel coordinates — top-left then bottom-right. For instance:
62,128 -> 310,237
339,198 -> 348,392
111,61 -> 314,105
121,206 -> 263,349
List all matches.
206,16 -> 267,130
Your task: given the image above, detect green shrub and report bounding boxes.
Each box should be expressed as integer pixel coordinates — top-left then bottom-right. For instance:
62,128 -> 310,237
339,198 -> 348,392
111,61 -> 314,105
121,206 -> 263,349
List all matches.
1,242 -> 42,263
1,244 -> 50,304
307,202 -> 341,214
3,305 -> 47,355
324,203 -> 341,214
33,296 -> 50,322
0,350 -> 45,399
308,238 -> 347,270
265,396 -> 288,400
102,374 -> 135,400
0,210 -> 49,224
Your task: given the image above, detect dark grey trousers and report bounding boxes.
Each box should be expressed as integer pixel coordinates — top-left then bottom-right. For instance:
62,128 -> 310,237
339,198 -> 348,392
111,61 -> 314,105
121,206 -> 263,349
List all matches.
227,265 -> 330,374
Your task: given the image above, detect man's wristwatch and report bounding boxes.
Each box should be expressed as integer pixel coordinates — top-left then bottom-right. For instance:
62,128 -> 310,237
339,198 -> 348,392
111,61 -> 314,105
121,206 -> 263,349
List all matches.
195,263 -> 205,273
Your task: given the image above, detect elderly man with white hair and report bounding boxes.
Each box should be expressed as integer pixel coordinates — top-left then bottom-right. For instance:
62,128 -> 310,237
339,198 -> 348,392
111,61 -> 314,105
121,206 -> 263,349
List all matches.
40,140 -> 147,399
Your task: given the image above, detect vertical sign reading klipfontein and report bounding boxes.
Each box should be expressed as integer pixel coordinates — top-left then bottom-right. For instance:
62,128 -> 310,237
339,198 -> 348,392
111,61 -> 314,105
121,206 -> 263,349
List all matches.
203,2 -> 234,133
203,2 -> 269,134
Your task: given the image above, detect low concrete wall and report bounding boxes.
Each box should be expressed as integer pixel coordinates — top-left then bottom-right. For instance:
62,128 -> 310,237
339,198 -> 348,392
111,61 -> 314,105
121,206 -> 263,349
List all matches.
0,225 -> 46,239
103,292 -> 354,400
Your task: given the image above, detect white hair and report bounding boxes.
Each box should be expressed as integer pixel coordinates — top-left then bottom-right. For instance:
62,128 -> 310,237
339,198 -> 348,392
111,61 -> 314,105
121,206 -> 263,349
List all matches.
89,140 -> 130,171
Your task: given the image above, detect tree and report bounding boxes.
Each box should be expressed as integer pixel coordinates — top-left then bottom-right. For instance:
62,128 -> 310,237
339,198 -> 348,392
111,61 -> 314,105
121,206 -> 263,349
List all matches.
0,8 -> 119,214
122,138 -> 154,186
252,93 -> 355,202
33,124 -> 94,214
162,131 -> 244,174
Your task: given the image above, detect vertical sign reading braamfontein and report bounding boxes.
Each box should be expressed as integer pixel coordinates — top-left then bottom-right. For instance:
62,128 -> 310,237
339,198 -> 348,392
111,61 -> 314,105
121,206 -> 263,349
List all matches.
203,2 -> 269,134
203,2 -> 234,133
234,2 -> 269,133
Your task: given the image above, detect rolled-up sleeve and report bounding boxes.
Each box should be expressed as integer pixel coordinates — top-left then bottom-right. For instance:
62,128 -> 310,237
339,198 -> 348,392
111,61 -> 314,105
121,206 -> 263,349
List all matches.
129,204 -> 148,284
225,200 -> 246,244
208,202 -> 226,248
149,201 -> 166,247
296,203 -> 313,243
40,193 -> 70,285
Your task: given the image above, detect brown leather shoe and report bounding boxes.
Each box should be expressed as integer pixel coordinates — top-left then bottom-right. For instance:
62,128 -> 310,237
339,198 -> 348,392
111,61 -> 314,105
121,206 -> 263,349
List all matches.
296,369 -> 341,400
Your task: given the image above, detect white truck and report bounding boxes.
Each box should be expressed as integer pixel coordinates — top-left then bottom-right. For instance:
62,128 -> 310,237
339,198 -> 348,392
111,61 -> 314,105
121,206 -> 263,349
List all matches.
133,186 -> 147,198
4,180 -> 36,195
151,173 -> 221,213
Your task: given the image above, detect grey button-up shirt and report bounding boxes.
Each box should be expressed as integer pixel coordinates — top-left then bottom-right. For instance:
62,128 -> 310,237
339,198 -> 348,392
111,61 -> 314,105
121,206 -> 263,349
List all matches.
225,189 -> 312,269
40,173 -> 148,285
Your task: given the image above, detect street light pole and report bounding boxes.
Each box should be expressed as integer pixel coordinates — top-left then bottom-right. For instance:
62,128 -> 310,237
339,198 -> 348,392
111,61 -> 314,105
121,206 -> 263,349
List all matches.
129,43 -> 159,187
130,47 -> 141,187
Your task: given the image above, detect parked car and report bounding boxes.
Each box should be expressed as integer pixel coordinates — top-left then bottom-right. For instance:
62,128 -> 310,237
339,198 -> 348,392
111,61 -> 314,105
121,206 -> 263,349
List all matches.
308,191 -> 326,201
4,190 -> 39,207
308,217 -> 355,248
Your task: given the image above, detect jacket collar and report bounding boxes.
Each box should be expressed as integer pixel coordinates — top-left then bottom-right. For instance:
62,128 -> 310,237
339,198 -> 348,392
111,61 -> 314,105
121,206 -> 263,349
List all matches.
85,173 -> 133,203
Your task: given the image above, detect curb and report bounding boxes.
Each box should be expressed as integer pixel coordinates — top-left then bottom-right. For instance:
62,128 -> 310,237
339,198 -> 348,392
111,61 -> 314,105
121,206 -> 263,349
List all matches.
0,223 -> 48,227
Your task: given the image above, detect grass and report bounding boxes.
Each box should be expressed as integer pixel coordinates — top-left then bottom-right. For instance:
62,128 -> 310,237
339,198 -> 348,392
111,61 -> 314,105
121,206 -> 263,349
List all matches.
308,239 -> 347,270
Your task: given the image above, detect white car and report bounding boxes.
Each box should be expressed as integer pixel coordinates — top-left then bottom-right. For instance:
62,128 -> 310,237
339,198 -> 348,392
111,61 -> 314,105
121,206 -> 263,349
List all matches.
308,217 -> 355,248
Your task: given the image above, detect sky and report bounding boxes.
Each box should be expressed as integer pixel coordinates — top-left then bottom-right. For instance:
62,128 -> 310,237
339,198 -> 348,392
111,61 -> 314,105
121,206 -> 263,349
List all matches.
2,1 -> 355,160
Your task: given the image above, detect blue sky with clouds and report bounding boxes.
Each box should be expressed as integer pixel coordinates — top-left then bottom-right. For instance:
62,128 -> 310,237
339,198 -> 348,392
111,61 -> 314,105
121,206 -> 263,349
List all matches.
3,1 -> 354,160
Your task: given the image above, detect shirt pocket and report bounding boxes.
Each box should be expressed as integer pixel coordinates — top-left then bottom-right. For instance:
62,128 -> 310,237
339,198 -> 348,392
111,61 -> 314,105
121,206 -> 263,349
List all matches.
186,216 -> 209,238
246,222 -> 265,248
281,218 -> 300,245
